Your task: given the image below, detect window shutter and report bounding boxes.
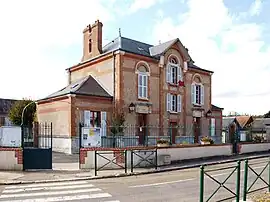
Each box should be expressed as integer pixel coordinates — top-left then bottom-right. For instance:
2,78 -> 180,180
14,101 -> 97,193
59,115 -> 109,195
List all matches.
177,66 -> 182,82
84,110 -> 91,127
201,85 -> 204,105
166,65 -> 171,82
144,75 -> 148,98
177,95 -> 181,112
138,74 -> 141,98
101,111 -> 107,136
167,93 -> 171,111
191,84 -> 195,104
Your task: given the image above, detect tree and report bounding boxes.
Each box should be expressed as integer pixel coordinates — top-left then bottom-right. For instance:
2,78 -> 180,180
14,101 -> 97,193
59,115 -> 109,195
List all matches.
264,111 -> 270,118
8,99 -> 36,126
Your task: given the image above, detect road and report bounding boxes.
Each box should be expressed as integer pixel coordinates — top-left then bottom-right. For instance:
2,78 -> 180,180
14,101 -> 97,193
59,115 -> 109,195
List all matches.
0,157 -> 269,202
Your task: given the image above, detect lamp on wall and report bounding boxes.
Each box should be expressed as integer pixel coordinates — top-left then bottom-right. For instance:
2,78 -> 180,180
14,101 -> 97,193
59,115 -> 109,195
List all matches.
205,110 -> 212,118
128,103 -> 135,113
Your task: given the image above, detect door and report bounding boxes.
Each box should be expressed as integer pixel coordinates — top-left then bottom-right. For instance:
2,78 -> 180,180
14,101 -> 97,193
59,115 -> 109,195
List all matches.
170,122 -> 177,144
137,114 -> 147,145
193,117 -> 201,143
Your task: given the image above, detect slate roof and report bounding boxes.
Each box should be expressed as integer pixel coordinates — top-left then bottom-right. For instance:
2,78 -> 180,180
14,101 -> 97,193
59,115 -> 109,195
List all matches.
222,117 -> 236,128
71,36 -> 213,73
251,118 -> 270,130
39,75 -> 112,101
0,98 -> 17,115
211,104 -> 224,111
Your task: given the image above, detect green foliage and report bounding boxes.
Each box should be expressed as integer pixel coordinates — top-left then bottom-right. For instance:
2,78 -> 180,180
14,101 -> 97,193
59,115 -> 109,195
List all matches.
200,136 -> 214,144
263,111 -> 270,118
110,110 -> 126,136
8,99 -> 36,126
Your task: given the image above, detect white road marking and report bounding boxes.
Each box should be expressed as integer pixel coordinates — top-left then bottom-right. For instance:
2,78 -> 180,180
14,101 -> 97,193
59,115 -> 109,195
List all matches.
129,165 -> 267,188
129,178 -> 196,188
0,188 -> 101,198
2,184 -> 95,193
104,201 -> 121,202
6,181 -> 88,189
0,193 -> 112,202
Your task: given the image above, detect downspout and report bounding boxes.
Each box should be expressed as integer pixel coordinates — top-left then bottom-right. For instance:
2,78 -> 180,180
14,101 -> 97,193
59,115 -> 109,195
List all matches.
113,51 -> 116,110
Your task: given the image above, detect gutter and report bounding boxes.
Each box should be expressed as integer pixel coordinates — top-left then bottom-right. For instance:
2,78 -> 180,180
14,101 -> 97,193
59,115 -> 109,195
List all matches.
113,51 -> 116,108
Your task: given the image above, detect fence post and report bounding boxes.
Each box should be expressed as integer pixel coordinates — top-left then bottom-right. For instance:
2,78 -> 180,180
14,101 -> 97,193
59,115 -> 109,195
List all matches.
243,159 -> 248,201
131,150 -> 134,173
199,165 -> 204,202
155,148 -> 158,170
236,160 -> 241,202
125,150 -> 127,174
21,124 -> 24,148
268,157 -> 270,193
94,150 -> 97,176
50,122 -> 53,149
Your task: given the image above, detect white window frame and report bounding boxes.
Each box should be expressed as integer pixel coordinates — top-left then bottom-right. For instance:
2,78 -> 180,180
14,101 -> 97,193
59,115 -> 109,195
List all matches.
166,58 -> 182,85
138,72 -> 148,99
191,83 -> 204,105
167,93 -> 182,113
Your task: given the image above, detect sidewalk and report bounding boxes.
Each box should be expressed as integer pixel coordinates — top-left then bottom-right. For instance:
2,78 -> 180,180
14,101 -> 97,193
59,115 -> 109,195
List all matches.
0,151 -> 269,185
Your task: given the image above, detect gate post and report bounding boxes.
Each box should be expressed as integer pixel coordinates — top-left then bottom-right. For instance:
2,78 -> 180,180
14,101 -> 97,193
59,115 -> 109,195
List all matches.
21,124 -> 24,148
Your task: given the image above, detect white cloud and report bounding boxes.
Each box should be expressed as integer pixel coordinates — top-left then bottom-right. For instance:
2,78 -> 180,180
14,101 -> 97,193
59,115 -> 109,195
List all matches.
152,0 -> 270,115
128,0 -> 165,14
0,0 -> 115,100
249,0 -> 262,16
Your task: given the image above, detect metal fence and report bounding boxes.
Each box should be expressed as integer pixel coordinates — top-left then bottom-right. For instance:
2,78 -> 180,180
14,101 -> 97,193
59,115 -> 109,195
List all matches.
99,125 -> 224,148
199,155 -> 270,202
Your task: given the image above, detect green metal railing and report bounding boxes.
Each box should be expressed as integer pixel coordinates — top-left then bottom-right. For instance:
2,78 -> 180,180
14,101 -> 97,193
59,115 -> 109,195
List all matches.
200,161 -> 241,202
94,150 -> 127,176
243,158 -> 270,201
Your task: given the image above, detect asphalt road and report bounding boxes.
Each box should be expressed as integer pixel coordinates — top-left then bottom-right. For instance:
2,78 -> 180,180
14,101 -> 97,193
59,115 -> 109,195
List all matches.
0,157 -> 269,202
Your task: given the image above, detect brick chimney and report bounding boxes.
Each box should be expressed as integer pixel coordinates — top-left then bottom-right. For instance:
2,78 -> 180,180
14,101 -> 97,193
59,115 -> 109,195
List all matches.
81,20 -> 103,62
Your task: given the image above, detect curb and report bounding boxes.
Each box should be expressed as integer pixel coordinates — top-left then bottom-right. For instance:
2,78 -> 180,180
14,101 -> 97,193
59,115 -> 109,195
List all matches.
1,152 -> 269,186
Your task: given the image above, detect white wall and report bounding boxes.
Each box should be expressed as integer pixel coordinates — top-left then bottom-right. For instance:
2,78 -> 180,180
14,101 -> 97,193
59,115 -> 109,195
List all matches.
0,150 -> 23,170
80,145 -> 232,169
0,126 -> 21,147
240,143 -> 270,154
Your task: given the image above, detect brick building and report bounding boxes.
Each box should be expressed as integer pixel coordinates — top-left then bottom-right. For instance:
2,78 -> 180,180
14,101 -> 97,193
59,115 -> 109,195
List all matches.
37,20 -> 223,154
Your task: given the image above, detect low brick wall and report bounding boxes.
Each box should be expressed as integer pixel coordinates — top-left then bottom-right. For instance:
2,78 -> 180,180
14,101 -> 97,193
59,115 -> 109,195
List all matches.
239,142 -> 270,154
0,148 -> 23,170
80,144 -> 232,169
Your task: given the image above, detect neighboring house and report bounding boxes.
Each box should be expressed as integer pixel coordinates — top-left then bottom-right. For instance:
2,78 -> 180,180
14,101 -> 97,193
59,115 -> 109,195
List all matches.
222,116 -> 254,142
37,20 -> 223,153
0,98 -> 17,126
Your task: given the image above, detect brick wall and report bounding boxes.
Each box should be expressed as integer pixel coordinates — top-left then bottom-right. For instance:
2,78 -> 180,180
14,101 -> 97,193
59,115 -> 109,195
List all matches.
0,148 -> 23,170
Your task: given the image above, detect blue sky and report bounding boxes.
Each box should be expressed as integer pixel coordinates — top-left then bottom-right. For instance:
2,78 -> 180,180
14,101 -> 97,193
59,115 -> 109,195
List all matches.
0,0 -> 269,115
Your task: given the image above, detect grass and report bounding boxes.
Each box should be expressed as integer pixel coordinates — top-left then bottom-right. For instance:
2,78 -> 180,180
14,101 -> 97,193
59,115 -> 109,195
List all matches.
250,191 -> 270,202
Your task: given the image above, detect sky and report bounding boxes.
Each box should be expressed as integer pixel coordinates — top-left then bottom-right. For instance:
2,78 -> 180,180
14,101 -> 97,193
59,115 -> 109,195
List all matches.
0,0 -> 269,116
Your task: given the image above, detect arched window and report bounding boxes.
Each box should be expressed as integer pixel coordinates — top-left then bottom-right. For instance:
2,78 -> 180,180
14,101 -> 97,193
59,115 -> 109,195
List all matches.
166,55 -> 182,84
191,75 -> 204,105
136,62 -> 150,99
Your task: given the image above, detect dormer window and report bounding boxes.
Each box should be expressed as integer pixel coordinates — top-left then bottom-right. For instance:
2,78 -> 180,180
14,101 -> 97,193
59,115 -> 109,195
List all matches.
166,56 -> 182,85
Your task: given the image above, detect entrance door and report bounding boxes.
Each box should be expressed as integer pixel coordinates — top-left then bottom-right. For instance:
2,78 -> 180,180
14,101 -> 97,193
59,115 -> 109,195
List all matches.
137,114 -> 147,145
170,122 -> 177,144
193,117 -> 201,143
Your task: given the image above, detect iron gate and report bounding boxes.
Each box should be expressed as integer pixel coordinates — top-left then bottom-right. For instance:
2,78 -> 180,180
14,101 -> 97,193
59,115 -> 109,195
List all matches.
22,122 -> 53,170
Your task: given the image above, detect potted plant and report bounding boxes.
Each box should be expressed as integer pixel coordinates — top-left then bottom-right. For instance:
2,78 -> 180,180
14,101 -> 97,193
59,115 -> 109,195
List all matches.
253,135 -> 264,143
200,136 -> 214,145
157,139 -> 169,147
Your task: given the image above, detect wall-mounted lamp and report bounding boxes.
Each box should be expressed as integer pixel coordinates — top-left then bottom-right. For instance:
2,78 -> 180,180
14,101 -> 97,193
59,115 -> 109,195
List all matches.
128,103 -> 135,113
205,110 -> 212,118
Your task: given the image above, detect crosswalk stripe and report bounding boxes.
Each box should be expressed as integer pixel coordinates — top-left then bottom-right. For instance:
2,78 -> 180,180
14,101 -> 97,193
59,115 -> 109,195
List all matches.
2,184 -> 95,193
0,188 -> 101,199
6,181 -> 88,189
0,193 -> 112,202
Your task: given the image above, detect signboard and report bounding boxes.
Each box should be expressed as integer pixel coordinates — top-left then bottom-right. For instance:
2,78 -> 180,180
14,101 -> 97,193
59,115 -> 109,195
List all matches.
136,105 -> 151,114
81,127 -> 101,147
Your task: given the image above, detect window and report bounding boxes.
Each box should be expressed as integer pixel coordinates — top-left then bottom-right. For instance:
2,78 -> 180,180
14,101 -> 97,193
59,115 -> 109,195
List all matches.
136,64 -> 149,99
88,39 -> 92,53
167,93 -> 181,113
166,56 -> 182,84
84,111 -> 101,127
191,83 -> 204,105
